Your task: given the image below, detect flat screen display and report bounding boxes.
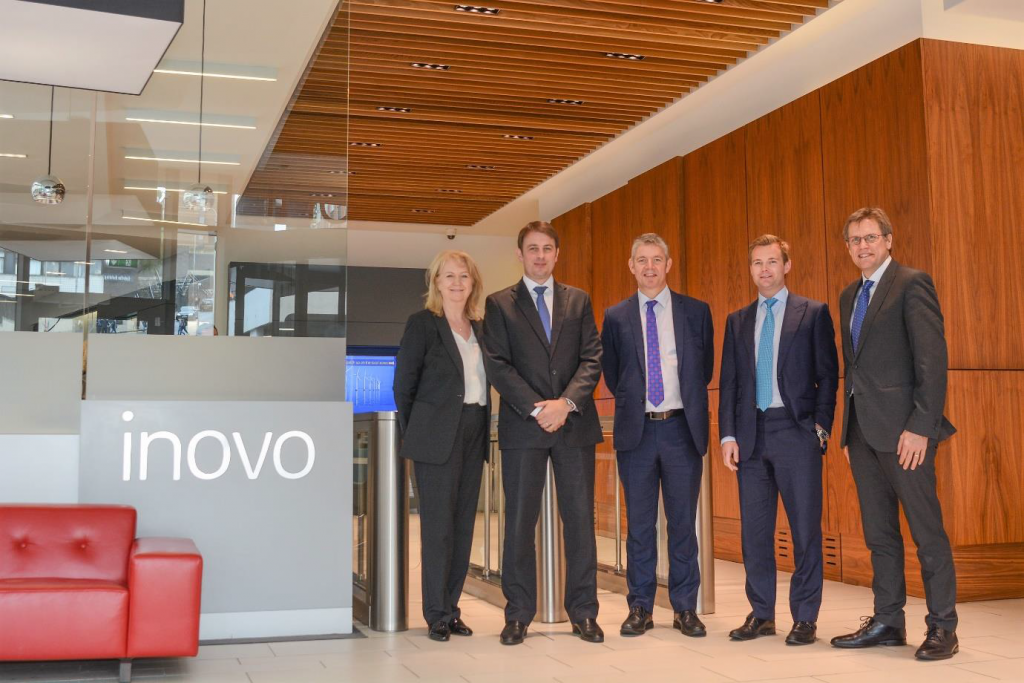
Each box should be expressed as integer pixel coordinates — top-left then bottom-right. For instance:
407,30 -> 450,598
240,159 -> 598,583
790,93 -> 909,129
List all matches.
345,354 -> 397,413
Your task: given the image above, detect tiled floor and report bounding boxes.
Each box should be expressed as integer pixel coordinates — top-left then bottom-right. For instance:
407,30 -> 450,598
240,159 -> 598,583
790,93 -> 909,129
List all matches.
3,555 -> 1023,683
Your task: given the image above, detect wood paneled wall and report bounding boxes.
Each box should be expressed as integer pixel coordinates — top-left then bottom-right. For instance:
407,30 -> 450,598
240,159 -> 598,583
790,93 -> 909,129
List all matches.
550,38 -> 1024,600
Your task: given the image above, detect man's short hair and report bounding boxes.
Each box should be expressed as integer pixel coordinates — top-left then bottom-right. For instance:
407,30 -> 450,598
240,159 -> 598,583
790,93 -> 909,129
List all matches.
630,233 -> 670,260
518,221 -> 560,250
748,234 -> 790,264
843,207 -> 894,241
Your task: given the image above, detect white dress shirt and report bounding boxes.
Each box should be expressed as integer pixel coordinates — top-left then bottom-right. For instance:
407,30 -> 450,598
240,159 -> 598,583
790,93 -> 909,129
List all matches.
638,287 -> 683,412
453,327 -> 487,406
521,274 -> 576,416
721,287 -> 788,444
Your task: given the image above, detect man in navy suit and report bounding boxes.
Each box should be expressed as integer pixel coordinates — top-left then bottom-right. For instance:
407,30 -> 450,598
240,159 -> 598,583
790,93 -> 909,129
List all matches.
719,234 -> 839,646
600,233 -> 714,638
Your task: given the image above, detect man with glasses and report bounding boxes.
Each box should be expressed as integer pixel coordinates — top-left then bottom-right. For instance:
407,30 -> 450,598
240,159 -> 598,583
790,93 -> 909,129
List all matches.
830,207 -> 958,660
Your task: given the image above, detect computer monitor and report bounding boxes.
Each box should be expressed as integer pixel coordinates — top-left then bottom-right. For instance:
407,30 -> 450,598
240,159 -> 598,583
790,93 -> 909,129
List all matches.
345,346 -> 399,413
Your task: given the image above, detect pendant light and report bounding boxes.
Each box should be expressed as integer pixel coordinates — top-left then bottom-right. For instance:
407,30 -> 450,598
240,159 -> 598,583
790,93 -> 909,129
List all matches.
183,0 -> 214,213
30,86 -> 66,205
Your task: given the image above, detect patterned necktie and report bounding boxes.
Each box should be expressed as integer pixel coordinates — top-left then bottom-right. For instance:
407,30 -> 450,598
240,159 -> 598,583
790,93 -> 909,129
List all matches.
645,300 -> 664,407
756,298 -> 778,412
534,285 -> 551,343
851,280 -> 875,354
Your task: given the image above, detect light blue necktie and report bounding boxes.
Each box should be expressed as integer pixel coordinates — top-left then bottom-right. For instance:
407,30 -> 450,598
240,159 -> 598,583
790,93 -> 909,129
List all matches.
756,298 -> 778,412
534,285 -> 551,343
851,280 -> 874,354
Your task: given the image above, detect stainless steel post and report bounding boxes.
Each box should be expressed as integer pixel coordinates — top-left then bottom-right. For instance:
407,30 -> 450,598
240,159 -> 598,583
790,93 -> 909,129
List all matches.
696,461 -> 715,614
535,459 -> 567,623
614,465 -> 623,573
364,412 -> 409,631
483,457 -> 493,578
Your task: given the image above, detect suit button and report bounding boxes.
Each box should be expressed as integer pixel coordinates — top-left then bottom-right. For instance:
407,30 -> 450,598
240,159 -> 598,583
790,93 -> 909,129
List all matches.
552,370 -> 557,375
457,394 -> 463,399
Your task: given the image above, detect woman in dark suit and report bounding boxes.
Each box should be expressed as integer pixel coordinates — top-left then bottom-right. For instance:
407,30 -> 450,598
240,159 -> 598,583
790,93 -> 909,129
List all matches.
394,250 -> 490,642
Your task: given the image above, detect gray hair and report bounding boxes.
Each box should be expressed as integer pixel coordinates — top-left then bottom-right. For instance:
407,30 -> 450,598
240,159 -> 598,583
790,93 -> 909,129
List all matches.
630,233 -> 670,260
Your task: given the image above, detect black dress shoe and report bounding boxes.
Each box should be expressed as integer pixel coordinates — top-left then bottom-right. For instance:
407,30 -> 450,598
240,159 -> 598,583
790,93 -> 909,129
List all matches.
729,613 -> 776,641
785,621 -> 817,645
830,617 -> 907,648
673,610 -> 707,637
620,605 -> 654,637
428,620 -> 451,642
915,627 -> 958,660
448,617 -> 473,636
571,618 -> 605,643
500,620 -> 528,645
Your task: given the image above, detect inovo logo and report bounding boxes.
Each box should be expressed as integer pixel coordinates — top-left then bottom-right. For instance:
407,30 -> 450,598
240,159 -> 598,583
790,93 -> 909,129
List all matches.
120,411 -> 315,481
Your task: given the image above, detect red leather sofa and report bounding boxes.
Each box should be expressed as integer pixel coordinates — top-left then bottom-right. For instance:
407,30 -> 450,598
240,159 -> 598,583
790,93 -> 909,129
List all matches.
0,505 -> 203,682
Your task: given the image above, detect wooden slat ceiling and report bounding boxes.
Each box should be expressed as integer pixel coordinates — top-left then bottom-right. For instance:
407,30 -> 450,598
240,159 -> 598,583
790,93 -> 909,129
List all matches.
241,0 -> 833,225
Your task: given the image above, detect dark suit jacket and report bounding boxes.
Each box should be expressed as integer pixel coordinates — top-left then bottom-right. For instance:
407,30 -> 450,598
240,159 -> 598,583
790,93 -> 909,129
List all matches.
601,291 -> 714,453
482,279 -> 603,450
839,260 -> 956,451
393,309 -> 491,464
719,293 -> 839,461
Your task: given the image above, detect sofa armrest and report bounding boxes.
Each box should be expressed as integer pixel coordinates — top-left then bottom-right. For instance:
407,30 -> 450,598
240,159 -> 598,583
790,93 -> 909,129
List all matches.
126,538 -> 203,658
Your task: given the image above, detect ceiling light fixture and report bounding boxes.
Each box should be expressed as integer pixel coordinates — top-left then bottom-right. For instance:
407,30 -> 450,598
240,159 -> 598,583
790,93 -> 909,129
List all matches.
0,114 -> 13,119
411,63 -> 451,71
74,262 -> 94,266
124,185 -> 228,195
350,142 -> 383,147
124,156 -> 240,165
547,98 -> 584,105
466,164 -> 496,170
122,215 -> 213,228
503,134 -> 534,140
328,170 -> 353,175
104,249 -> 129,254
376,106 -> 411,113
126,117 -> 256,130
46,271 -> 66,276
183,0 -> 215,214
454,4 -> 501,14
604,52 -> 645,61
700,0 -> 723,3
311,193 -> 335,198
154,69 -> 276,82
31,86 -> 66,205
0,152 -> 27,158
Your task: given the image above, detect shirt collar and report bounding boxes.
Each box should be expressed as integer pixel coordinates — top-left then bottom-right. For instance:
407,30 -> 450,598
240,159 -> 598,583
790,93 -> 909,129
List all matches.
638,286 -> 671,309
863,255 -> 893,286
522,274 -> 554,292
757,286 -> 789,307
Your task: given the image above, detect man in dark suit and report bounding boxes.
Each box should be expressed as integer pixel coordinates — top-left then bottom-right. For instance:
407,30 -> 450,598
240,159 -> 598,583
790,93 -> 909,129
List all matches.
482,221 -> 605,645
719,235 -> 839,646
600,233 -> 713,639
830,207 -> 958,660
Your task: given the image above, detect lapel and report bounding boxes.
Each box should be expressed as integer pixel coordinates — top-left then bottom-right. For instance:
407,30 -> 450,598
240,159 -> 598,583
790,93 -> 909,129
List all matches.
626,293 -> 646,377
670,292 -> 687,380
853,260 -> 899,361
433,314 -> 464,382
840,283 -> 856,361
740,300 -> 758,380
512,279 -> 552,353
548,282 -> 569,354
777,294 -> 807,372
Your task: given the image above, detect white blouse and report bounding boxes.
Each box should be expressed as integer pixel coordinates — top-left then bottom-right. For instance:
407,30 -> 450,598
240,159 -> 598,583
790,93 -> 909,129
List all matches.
453,328 -> 487,406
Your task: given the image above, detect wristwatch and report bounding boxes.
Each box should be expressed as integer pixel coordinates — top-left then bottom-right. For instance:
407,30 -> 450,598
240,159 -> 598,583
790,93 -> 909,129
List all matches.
815,426 -> 829,442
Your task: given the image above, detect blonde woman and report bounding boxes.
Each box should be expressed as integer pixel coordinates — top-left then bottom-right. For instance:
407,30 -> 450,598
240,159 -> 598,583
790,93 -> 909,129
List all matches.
394,250 -> 490,641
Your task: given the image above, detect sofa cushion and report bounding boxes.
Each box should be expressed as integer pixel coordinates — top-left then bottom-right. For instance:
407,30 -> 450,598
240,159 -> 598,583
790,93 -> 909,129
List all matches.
0,579 -> 129,660
0,505 -> 136,583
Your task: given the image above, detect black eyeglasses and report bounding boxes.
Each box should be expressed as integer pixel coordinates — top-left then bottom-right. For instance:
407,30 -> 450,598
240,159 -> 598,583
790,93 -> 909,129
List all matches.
846,234 -> 885,246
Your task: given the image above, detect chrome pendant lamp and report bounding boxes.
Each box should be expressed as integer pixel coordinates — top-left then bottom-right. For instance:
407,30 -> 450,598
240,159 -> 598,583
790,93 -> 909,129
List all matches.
183,0 -> 214,213
30,86 -> 65,205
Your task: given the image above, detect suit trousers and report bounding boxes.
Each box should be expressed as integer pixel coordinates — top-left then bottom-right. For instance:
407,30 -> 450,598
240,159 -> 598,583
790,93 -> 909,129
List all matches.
617,413 -> 703,612
413,404 -> 487,626
501,437 -> 598,624
737,407 -> 823,622
847,399 -> 957,630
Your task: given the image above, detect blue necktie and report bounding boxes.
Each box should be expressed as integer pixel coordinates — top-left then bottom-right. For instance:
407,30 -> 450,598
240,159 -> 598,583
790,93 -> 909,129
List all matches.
645,300 -> 664,407
534,285 -> 551,343
756,298 -> 778,412
851,280 -> 874,354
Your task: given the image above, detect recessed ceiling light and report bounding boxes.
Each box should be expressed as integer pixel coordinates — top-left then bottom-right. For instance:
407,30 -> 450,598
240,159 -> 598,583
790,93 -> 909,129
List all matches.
154,69 -> 277,82
0,152 -> 27,158
412,209 -> 436,214
604,52 -> 645,61
350,142 -> 383,148
124,185 -> 228,195
503,134 -> 534,140
126,117 -> 256,130
376,106 -> 412,113
104,249 -> 129,254
311,193 -> 335,198
0,114 -> 13,119
466,164 -> 496,170
700,0 -> 723,3
74,262 -> 94,266
122,215 -> 214,228
411,63 -> 451,71
437,189 -> 463,193
547,98 -> 584,106
454,4 -> 500,14
46,271 -> 66,276
124,155 -> 240,166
